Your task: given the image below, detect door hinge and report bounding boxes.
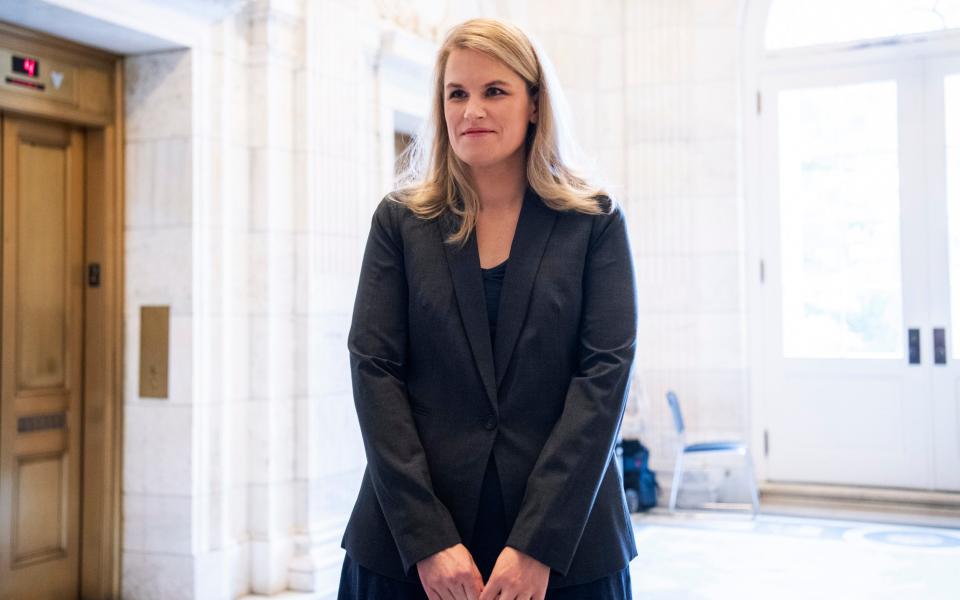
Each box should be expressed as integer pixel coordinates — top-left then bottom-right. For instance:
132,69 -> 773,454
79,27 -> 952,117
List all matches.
756,91 -> 762,115
764,430 -> 769,457
759,259 -> 765,283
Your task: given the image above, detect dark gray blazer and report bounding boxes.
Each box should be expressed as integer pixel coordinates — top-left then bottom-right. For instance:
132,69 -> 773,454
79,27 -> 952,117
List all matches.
340,184 -> 639,589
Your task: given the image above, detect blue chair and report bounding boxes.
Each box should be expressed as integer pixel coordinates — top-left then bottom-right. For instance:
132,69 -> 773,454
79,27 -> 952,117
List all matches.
666,390 -> 760,516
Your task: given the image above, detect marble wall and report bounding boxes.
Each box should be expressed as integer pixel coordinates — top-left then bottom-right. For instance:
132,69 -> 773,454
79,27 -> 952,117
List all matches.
621,0 -> 750,492
123,48 -> 203,598
122,0 -> 394,596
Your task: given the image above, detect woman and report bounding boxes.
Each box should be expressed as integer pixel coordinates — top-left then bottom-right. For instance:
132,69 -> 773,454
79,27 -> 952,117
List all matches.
339,17 -> 638,600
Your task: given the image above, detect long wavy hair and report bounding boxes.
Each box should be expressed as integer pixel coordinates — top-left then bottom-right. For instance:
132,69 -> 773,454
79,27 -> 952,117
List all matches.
393,17 -> 614,247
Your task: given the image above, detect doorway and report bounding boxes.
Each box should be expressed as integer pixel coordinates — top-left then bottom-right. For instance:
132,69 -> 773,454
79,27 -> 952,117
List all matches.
758,52 -> 960,492
0,113 -> 85,599
0,22 -> 123,599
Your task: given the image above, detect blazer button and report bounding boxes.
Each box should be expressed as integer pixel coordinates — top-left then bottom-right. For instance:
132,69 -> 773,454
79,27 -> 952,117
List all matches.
484,416 -> 497,430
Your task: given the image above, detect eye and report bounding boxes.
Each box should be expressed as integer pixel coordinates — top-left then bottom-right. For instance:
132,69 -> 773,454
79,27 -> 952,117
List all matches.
447,87 -> 506,100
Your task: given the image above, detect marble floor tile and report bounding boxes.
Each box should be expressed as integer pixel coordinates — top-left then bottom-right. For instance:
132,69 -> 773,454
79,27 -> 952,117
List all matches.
244,507 -> 960,599
629,509 -> 960,599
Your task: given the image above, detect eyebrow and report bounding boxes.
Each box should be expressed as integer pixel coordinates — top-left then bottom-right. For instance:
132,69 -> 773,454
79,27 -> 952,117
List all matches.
445,80 -> 511,89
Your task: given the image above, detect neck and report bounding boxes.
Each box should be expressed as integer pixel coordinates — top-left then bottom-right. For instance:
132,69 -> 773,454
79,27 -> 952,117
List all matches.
469,150 -> 527,212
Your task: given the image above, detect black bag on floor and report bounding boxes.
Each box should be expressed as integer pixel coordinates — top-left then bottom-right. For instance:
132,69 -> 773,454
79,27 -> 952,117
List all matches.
618,438 -> 660,512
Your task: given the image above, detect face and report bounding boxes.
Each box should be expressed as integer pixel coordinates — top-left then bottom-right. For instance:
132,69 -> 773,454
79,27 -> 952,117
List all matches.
443,47 -> 538,171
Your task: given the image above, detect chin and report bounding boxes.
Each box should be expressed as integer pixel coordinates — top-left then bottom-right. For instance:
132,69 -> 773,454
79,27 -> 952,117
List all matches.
457,152 -> 505,170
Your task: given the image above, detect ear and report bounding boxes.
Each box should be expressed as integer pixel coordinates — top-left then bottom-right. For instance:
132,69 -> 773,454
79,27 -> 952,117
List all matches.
529,88 -> 539,124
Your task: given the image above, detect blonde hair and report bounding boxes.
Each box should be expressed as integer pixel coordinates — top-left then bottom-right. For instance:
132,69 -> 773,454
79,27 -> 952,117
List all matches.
394,17 -> 614,247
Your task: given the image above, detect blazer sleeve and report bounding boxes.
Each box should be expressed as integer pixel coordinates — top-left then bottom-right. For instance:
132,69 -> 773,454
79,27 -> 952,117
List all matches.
348,196 -> 462,576
504,202 -> 638,577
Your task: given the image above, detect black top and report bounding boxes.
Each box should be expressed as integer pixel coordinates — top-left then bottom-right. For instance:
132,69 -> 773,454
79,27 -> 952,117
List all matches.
480,257 -> 508,341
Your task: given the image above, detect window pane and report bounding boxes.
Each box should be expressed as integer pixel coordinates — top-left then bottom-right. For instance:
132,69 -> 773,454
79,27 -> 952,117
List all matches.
947,74 -> 960,358
778,81 -> 903,358
766,0 -> 960,50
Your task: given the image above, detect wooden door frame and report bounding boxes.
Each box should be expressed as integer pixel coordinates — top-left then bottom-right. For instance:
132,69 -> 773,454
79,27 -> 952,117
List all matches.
0,22 -> 124,598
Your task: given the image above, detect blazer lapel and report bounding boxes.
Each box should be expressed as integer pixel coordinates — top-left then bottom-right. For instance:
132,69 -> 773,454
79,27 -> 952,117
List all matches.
493,186 -> 557,390
439,209 -> 500,416
438,185 -> 558,415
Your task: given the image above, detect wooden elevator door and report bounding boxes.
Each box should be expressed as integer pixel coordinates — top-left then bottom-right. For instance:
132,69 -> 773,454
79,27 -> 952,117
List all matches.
0,113 -> 84,599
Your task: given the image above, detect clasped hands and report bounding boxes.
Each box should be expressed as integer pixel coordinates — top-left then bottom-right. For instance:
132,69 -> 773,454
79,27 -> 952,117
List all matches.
417,543 -> 549,600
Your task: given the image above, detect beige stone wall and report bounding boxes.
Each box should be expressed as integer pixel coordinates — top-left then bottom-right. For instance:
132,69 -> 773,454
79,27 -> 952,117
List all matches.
621,0 -> 747,484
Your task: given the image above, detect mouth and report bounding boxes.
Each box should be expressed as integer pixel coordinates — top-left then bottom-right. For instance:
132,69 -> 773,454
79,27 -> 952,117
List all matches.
463,130 -> 494,137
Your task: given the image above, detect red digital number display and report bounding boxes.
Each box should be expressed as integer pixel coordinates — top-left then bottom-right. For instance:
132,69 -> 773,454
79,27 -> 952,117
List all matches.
12,56 -> 40,78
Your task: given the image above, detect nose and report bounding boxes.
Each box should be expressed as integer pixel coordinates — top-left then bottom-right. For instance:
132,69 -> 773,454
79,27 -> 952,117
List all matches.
464,97 -> 485,120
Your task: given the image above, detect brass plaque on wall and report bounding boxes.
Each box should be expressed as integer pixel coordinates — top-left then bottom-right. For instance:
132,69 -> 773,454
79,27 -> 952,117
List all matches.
139,306 -> 169,398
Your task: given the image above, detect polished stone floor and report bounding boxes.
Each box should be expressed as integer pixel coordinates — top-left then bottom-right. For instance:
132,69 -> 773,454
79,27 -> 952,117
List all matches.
245,505 -> 960,599
629,508 -> 960,599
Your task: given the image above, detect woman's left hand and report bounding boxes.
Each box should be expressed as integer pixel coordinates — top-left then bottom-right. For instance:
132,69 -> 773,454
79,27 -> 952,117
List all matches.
478,546 -> 549,600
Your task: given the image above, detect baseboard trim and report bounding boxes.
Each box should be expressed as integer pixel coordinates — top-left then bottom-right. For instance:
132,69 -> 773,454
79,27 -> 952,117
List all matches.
760,481 -> 960,509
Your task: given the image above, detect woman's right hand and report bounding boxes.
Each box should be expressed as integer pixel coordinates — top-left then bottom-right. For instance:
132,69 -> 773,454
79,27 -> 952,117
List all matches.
416,543 -> 485,600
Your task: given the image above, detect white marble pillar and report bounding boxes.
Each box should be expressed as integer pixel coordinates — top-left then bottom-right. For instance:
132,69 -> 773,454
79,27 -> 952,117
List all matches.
286,0 -> 381,594
622,0 -> 748,487
240,0 -> 303,593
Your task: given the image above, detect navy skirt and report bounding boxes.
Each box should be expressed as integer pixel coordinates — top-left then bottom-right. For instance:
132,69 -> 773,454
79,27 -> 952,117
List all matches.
338,453 -> 632,599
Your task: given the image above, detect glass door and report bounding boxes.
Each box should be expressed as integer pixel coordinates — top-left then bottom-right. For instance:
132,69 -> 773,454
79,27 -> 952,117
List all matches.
928,55 -> 960,491
759,57 -> 955,490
